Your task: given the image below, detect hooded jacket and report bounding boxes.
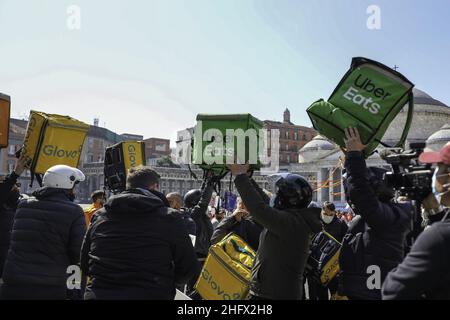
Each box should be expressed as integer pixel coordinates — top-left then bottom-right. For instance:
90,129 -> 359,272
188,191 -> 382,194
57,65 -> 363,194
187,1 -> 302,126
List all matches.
234,174 -> 322,300
80,189 -> 198,300
1,187 -> 86,291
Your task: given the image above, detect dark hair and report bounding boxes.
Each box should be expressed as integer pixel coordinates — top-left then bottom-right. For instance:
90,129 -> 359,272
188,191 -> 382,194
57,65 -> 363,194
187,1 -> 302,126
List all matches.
126,166 -> 160,190
91,190 -> 105,202
323,201 -> 335,211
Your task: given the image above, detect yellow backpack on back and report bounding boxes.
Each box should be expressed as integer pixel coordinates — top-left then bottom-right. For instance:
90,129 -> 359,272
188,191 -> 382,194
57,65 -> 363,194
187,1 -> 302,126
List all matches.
195,233 -> 256,300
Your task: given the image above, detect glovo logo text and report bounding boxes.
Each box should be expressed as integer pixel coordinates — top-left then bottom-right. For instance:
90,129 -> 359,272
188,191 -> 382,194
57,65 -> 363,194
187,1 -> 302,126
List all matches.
127,144 -> 138,167
43,145 -> 80,159
201,268 -> 242,300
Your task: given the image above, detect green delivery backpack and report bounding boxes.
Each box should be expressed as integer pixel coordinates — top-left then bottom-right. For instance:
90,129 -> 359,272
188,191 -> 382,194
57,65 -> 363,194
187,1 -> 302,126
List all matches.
307,57 -> 415,157
192,114 -> 264,176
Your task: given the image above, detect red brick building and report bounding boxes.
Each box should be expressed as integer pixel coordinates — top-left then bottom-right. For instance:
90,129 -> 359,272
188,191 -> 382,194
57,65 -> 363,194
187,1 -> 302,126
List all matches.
264,108 -> 316,165
144,138 -> 171,163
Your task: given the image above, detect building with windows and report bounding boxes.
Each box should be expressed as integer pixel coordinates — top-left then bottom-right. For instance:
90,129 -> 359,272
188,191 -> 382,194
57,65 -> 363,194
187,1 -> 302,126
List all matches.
144,137 -> 171,164
263,108 -> 316,164
0,118 -> 31,193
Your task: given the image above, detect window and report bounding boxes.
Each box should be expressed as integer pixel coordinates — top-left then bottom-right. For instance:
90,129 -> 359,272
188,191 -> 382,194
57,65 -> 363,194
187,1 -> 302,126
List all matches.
287,155 -> 290,163
8,145 -> 16,156
294,132 -> 298,141
285,131 -> 289,139
156,143 -> 166,152
286,144 -> 289,151
8,162 -> 14,173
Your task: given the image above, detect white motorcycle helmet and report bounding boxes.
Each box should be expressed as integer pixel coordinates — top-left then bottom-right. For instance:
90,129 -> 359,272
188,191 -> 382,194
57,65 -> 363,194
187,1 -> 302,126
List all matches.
43,165 -> 85,189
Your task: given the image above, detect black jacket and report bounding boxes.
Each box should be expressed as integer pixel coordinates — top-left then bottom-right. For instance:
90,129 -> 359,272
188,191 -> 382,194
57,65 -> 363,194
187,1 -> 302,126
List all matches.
211,215 -> 263,251
80,189 -> 198,300
340,151 -> 413,300
0,172 -> 19,276
188,183 -> 214,258
322,216 -> 348,243
177,208 -> 197,236
2,187 -> 86,290
234,174 -> 322,300
382,209 -> 450,300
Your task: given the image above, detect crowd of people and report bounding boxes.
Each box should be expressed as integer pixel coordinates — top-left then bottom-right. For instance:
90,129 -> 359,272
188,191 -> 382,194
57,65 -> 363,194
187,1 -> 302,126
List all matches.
0,127 -> 449,300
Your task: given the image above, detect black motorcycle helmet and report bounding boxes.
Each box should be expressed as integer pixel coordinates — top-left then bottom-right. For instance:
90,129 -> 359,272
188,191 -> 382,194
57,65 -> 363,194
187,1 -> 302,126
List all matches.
184,189 -> 202,208
270,173 -> 313,210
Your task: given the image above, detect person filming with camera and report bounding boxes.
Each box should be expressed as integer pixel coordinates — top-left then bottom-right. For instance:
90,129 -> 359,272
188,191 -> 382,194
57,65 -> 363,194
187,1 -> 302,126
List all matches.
382,142 -> 450,300
339,127 -> 413,300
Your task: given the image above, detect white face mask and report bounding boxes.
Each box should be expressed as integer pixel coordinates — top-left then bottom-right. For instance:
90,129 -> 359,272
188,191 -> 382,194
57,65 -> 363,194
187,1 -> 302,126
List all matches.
321,213 -> 334,224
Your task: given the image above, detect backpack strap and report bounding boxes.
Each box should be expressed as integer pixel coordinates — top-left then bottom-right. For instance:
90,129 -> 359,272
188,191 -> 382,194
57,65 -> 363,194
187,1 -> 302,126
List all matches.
395,91 -> 415,149
377,91 -> 414,149
441,209 -> 450,222
322,230 -> 343,246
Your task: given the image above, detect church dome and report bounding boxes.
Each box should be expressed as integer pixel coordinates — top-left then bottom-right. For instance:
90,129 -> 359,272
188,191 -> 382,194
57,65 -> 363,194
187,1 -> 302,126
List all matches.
298,135 -> 336,163
413,88 -> 448,107
426,124 -> 450,151
382,88 -> 450,147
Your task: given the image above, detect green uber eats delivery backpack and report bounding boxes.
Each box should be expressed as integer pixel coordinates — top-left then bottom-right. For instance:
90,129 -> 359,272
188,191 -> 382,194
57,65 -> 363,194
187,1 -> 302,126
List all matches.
192,114 -> 264,177
307,57 -> 415,157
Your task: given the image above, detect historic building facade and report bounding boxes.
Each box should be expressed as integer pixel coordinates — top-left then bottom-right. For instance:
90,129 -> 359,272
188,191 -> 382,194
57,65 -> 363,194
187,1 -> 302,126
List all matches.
263,108 -> 316,165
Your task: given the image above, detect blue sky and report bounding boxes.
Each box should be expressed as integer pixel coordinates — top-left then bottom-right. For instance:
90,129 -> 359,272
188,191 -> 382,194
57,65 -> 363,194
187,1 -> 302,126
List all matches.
0,0 -> 449,145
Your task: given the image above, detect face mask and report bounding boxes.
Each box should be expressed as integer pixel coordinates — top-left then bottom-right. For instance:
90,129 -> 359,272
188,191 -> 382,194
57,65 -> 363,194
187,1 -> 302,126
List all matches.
321,213 -> 334,224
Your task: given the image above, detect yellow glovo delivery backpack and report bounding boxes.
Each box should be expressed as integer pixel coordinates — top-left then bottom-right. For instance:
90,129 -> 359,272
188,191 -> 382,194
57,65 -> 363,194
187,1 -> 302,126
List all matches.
21,110 -> 89,182
195,233 -> 256,300
104,141 -> 146,193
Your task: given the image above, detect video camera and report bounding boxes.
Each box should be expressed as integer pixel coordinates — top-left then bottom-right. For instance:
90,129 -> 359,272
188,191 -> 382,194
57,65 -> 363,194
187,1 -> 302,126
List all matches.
380,143 -> 434,201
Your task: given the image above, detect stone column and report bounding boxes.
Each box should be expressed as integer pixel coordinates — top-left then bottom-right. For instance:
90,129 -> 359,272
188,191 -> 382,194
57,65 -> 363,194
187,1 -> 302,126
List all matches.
329,168 -> 334,203
340,169 -> 346,202
316,168 -> 323,204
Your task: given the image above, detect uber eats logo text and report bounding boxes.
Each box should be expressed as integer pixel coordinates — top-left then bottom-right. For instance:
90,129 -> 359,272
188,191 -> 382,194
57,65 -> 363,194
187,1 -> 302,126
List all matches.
343,74 -> 392,115
43,145 -> 80,158
201,268 -> 242,300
